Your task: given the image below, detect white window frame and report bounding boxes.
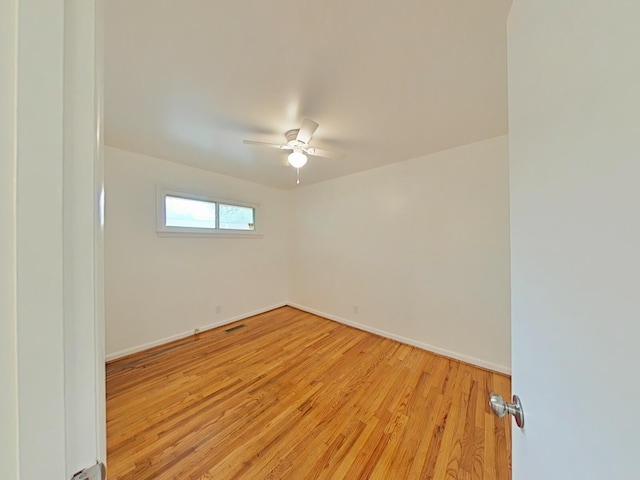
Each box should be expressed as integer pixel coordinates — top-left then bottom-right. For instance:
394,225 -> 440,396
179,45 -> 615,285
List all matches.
156,188 -> 262,237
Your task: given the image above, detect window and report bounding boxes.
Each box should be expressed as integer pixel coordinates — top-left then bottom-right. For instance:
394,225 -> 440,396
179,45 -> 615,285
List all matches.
157,189 -> 259,236
165,195 -> 217,229
219,203 -> 255,230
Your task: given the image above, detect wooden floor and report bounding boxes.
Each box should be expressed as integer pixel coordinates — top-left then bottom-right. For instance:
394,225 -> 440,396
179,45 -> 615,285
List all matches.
106,307 -> 511,479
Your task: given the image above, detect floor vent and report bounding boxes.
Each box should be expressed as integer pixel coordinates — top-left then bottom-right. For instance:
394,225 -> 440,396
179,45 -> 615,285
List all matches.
225,324 -> 246,333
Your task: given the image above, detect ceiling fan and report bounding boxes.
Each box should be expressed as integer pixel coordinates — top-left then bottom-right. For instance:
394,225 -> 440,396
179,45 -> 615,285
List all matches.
243,119 -> 343,184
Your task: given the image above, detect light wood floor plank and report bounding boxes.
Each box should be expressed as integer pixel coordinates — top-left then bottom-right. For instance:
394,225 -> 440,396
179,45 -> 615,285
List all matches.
107,306 -> 511,479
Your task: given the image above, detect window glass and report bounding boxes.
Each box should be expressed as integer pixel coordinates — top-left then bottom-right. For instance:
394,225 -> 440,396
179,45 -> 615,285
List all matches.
165,195 -> 216,229
219,203 -> 255,230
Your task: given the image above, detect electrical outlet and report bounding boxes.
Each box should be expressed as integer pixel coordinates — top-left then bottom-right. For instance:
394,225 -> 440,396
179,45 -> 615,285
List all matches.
353,305 -> 359,314
216,305 -> 222,314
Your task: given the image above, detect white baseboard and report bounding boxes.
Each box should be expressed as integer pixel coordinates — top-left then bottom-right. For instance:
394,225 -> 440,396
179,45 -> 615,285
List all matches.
106,301 -> 511,375
287,303 -> 511,376
105,302 -> 287,362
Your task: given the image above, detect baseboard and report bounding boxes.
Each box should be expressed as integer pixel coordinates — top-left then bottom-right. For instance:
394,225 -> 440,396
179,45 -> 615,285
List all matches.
105,302 -> 287,362
106,301 -> 511,375
287,303 -> 511,376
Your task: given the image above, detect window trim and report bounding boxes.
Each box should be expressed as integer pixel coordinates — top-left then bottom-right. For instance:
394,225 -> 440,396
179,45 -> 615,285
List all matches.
156,187 -> 262,237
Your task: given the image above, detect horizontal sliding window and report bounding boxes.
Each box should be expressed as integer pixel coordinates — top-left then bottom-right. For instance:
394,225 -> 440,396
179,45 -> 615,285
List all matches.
157,189 -> 259,236
165,195 -> 217,229
219,203 -> 255,231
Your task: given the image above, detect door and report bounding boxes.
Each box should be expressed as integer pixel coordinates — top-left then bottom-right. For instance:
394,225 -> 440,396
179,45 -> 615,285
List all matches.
507,1 -> 640,478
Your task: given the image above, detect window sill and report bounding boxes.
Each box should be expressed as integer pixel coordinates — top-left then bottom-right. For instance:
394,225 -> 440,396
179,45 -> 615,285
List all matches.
157,231 -> 263,239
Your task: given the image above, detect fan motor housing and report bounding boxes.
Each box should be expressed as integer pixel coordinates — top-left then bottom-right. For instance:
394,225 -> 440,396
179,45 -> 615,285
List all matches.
285,129 -> 300,143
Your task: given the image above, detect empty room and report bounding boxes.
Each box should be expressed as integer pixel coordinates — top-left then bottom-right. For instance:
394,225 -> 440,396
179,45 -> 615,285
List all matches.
103,1 -> 512,478
3,1 -> 639,480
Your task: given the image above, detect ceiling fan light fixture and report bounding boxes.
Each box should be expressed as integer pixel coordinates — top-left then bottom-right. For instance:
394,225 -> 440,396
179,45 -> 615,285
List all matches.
288,149 -> 307,168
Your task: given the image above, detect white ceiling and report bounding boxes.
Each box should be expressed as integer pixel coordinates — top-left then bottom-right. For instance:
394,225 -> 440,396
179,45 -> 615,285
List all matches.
105,0 -> 511,190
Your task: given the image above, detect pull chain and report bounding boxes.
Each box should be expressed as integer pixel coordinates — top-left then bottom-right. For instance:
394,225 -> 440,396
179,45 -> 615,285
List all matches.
296,168 -> 300,185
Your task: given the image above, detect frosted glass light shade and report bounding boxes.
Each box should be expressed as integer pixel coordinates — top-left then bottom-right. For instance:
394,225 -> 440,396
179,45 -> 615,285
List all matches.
288,150 -> 308,168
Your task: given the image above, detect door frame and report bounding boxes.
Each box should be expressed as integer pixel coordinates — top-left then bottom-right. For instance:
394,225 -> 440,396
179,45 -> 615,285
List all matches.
1,0 -> 105,477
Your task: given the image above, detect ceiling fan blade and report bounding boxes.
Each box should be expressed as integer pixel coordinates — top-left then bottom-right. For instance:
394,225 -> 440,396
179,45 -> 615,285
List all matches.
243,140 -> 286,149
307,147 -> 345,160
296,119 -> 319,144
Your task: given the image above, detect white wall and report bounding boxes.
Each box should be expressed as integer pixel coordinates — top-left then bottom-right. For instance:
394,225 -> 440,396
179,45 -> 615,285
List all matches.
105,147 -> 290,358
106,138 -> 511,372
289,136 -> 511,372
0,0 -> 19,478
508,1 -> 640,478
